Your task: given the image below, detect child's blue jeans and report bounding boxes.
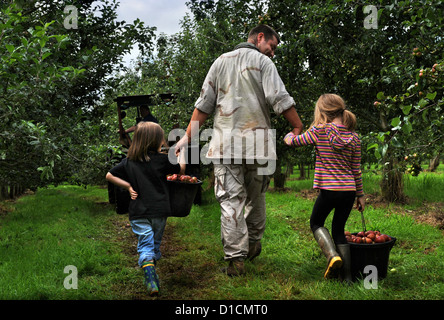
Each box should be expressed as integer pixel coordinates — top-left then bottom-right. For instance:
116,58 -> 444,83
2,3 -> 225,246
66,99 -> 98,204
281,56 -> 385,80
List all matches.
130,217 -> 167,267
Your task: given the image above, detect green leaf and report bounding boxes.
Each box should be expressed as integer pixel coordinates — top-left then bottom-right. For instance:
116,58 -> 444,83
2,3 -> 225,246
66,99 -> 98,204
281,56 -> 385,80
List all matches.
422,109 -> 428,121
377,131 -> 389,142
374,148 -> 381,160
418,98 -> 428,108
426,92 -> 437,100
5,44 -> 14,53
39,39 -> 47,48
391,117 -> 401,128
21,38 -> 28,47
401,105 -> 412,115
44,21 -> 55,29
391,136 -> 403,148
377,92 -> 385,100
381,144 -> 388,158
401,121 -> 412,134
42,52 -> 52,61
367,143 -> 378,151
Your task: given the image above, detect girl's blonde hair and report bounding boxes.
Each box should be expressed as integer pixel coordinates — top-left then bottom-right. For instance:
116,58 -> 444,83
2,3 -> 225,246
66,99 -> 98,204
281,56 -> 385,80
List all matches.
127,121 -> 166,162
311,93 -> 357,131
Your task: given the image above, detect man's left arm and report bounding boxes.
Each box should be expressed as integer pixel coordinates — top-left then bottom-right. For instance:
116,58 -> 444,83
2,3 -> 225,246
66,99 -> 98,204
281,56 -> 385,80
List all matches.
262,62 -> 304,135
282,107 -> 303,135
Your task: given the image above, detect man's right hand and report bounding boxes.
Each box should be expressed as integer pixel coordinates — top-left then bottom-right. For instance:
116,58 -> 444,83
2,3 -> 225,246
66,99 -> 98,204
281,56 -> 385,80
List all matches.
175,134 -> 190,156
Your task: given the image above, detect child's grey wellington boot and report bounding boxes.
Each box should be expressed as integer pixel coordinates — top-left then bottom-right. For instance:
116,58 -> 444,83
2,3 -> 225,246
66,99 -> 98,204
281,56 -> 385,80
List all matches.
313,227 -> 343,279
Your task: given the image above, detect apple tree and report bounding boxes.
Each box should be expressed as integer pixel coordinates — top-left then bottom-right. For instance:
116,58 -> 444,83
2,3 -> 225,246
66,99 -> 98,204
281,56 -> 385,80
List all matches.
265,0 -> 443,200
0,0 -> 157,198
109,0 -> 443,198
0,3 -> 85,198
365,2 -> 443,201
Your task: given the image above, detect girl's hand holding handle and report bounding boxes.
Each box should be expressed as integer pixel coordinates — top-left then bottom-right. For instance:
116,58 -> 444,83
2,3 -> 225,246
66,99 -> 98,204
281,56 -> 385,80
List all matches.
356,196 -> 365,212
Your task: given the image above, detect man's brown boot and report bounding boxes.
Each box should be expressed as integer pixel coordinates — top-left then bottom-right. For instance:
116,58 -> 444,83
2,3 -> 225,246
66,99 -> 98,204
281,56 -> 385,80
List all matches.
222,259 -> 245,277
247,241 -> 262,261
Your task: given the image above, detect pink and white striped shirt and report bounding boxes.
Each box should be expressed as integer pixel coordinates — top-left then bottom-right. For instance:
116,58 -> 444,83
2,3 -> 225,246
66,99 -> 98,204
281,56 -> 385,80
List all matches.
284,123 -> 364,197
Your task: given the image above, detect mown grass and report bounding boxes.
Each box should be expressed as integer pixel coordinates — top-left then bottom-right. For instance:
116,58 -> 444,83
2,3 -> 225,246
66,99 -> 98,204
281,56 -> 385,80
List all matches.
0,166 -> 443,301
164,187 -> 443,300
0,185 -> 140,300
160,164 -> 443,300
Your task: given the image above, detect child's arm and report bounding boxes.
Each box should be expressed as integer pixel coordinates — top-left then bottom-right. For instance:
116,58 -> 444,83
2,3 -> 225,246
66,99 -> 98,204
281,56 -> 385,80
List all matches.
106,172 -> 138,200
284,127 -> 317,147
351,137 -> 364,209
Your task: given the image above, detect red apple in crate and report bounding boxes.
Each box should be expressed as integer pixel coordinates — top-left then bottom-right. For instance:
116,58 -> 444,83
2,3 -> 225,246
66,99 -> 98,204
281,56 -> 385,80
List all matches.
345,230 -> 394,244
366,232 -> 376,241
354,237 -> 363,243
189,176 -> 198,183
168,174 -> 179,181
364,237 -> 372,244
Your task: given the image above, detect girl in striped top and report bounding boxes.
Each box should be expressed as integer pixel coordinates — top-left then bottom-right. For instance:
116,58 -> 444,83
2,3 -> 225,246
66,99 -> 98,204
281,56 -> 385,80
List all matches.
284,93 -> 365,282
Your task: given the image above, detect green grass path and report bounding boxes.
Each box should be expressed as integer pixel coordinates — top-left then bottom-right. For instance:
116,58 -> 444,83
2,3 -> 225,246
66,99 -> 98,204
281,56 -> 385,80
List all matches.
0,184 -> 443,301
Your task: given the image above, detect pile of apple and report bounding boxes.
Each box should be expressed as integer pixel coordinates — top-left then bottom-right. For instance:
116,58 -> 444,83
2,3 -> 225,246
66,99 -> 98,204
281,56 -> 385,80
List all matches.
345,230 -> 392,244
166,174 -> 199,184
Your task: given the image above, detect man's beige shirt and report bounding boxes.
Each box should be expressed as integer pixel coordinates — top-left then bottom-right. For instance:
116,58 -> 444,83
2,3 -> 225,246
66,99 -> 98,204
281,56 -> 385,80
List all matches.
195,42 -> 295,161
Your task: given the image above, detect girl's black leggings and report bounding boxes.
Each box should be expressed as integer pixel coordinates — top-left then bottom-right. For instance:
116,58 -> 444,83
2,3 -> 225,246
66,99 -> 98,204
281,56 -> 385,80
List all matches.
310,189 -> 356,244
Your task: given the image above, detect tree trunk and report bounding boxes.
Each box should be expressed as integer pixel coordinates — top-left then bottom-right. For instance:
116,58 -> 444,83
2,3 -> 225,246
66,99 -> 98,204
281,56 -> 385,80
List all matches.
380,158 -> 405,202
298,163 -> 306,180
273,159 -> 286,189
0,186 -> 7,200
378,110 -> 405,202
285,163 -> 293,177
428,153 -> 440,172
207,170 -> 215,191
9,185 -> 15,199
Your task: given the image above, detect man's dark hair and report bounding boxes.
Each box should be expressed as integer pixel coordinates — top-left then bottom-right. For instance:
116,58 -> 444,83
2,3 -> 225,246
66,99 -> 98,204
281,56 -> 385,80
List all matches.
248,25 -> 280,44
